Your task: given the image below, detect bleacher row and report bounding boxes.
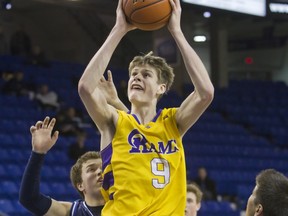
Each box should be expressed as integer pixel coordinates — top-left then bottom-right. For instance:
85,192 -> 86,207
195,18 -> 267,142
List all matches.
1,54 -> 288,215
185,79 -> 288,212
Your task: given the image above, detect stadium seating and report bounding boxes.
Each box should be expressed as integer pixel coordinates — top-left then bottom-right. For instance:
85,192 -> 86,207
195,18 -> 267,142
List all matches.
0,199 -> 14,215
1,55 -> 288,216
198,200 -> 240,216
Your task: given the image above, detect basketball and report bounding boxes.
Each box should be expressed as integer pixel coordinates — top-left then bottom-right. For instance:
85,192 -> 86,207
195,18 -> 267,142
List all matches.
122,0 -> 172,31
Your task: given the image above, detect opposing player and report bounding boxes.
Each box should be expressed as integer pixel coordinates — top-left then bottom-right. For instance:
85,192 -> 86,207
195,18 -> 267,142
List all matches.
185,183 -> 203,216
19,117 -> 104,216
19,70 -> 129,216
78,0 -> 214,215
246,169 -> 288,216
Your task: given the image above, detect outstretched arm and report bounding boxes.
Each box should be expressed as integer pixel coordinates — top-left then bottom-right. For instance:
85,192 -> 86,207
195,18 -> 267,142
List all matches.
78,0 -> 134,133
19,117 -> 72,216
98,70 -> 129,112
168,0 -> 214,136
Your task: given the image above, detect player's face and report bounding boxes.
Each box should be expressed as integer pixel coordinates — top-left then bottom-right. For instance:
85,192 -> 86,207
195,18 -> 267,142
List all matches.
128,65 -> 165,104
246,185 -> 262,216
185,192 -> 200,216
80,158 -> 103,197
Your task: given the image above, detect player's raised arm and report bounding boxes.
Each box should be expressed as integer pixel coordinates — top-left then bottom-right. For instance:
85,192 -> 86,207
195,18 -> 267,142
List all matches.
19,117 -> 72,216
78,0 -> 134,131
168,0 -> 214,136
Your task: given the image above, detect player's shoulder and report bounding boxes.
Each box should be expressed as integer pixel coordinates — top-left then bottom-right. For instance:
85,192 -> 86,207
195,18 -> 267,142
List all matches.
160,107 -> 178,117
70,199 -> 83,208
70,199 -> 84,215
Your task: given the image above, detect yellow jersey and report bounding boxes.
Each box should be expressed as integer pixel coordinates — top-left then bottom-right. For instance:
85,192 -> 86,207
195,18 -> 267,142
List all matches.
101,108 -> 186,216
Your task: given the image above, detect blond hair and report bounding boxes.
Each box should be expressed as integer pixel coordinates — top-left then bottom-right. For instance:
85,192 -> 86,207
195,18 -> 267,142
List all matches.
187,183 -> 203,204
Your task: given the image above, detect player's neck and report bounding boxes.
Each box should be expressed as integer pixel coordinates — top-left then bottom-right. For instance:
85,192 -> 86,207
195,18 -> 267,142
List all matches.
84,195 -> 105,207
131,104 -> 157,125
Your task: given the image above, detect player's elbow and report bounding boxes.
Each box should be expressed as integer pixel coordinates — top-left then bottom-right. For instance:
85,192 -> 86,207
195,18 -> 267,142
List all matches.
200,86 -> 214,105
78,79 -> 92,98
19,192 -> 27,207
19,192 -> 52,215
19,191 -> 34,212
207,86 -> 214,102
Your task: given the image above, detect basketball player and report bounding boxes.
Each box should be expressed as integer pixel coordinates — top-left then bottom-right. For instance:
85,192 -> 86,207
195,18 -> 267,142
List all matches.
78,0 -> 214,215
186,183 -> 203,216
19,73 -> 128,216
246,169 -> 288,216
19,117 -> 104,216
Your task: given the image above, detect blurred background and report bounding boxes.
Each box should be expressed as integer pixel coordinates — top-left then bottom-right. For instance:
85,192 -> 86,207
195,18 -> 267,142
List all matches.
0,0 -> 287,215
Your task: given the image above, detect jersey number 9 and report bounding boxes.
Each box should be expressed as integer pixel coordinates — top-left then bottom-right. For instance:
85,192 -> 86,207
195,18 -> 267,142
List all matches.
151,158 -> 170,189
